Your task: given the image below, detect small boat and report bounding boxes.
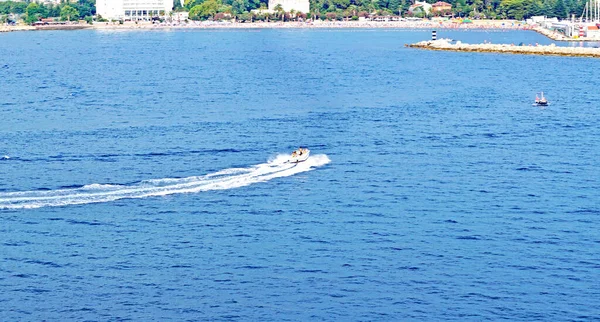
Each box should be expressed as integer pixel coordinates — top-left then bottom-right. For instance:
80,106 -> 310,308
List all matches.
288,147 -> 310,163
535,92 -> 549,106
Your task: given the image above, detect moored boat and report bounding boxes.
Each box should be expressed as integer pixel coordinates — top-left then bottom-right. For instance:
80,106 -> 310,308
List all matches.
535,92 -> 549,106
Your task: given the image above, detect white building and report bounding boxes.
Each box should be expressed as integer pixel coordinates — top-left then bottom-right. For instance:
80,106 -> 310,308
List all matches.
409,1 -> 432,15
97,0 -> 174,20
268,0 -> 309,14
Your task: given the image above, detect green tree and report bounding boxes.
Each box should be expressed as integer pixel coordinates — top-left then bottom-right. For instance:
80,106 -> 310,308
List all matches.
472,0 -> 484,12
388,0 -> 400,14
189,0 -> 221,19
61,5 -> 80,21
332,0 -> 350,9
185,0 -> 205,10
554,0 -> 567,18
529,0 -> 542,16
498,0 -> 528,19
274,3 -> 284,21
25,2 -> 42,24
540,0 -> 553,16
232,0 -> 245,14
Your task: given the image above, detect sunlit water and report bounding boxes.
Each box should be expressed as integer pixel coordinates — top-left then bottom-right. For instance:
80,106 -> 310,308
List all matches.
1,29 -> 599,320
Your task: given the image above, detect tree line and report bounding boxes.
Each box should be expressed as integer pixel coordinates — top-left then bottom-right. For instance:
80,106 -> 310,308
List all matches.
1,0 -> 96,24
181,0 -> 588,21
0,0 -> 591,24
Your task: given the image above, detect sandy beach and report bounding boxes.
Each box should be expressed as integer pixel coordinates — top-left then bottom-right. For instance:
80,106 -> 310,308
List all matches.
0,25 -> 35,32
90,19 -> 531,31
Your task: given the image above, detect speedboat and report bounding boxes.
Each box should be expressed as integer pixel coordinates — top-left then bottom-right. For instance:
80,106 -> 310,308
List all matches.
288,147 -> 310,163
535,92 -> 548,106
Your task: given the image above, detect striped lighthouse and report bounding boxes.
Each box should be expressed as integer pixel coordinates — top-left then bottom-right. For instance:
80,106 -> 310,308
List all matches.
579,25 -> 585,37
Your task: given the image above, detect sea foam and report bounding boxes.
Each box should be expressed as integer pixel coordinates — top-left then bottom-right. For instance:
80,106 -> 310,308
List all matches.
0,154 -> 330,209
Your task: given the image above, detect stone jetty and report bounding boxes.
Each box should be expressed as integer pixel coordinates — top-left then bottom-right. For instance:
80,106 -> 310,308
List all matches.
532,26 -> 573,41
407,39 -> 600,58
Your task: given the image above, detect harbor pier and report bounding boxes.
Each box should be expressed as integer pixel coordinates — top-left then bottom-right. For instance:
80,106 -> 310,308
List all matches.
407,39 -> 600,58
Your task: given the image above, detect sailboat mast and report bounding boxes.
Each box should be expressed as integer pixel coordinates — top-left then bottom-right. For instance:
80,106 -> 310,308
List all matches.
586,2 -> 589,22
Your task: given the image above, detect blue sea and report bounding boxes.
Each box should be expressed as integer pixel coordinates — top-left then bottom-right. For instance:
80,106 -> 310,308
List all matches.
1,29 -> 599,320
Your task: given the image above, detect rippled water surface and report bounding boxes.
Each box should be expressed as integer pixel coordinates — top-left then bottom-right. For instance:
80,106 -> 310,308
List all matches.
1,29 -> 599,320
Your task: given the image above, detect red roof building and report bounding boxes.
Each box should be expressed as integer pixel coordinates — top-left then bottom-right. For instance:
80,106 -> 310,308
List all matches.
432,1 -> 452,13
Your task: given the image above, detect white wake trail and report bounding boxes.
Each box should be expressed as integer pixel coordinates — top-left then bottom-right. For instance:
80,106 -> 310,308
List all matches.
0,154 -> 330,209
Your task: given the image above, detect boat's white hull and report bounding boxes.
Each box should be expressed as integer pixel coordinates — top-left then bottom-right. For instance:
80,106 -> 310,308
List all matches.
289,150 -> 310,163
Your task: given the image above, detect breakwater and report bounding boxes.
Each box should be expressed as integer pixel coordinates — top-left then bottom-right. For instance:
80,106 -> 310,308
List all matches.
532,26 -> 572,41
407,39 -> 600,58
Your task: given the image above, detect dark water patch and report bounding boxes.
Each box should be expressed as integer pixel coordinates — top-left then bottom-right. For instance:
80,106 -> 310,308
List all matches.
171,264 -> 193,268
59,184 -> 84,189
12,273 -> 36,278
463,292 -> 503,300
12,288 -> 51,294
65,219 -> 104,226
508,264 -> 541,271
214,279 -> 232,282
529,239 -> 559,245
296,269 -> 326,273
23,259 -> 62,268
516,166 -> 543,171
567,209 -> 600,215
236,265 -> 266,269
483,133 -> 499,138
527,226 -> 547,230
3,239 -> 34,246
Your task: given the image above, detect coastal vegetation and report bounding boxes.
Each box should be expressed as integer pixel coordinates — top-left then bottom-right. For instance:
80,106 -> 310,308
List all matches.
0,0 -> 590,24
1,0 -> 95,24
308,0 -> 586,21
181,0 -> 587,21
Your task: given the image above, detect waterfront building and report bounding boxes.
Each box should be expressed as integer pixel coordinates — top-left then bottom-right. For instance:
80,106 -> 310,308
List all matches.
96,0 -> 175,20
431,1 -> 452,13
268,0 -> 309,14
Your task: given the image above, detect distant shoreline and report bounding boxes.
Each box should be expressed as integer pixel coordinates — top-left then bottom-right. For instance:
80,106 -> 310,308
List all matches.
2,20 -> 530,34
10,20 -> 596,42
